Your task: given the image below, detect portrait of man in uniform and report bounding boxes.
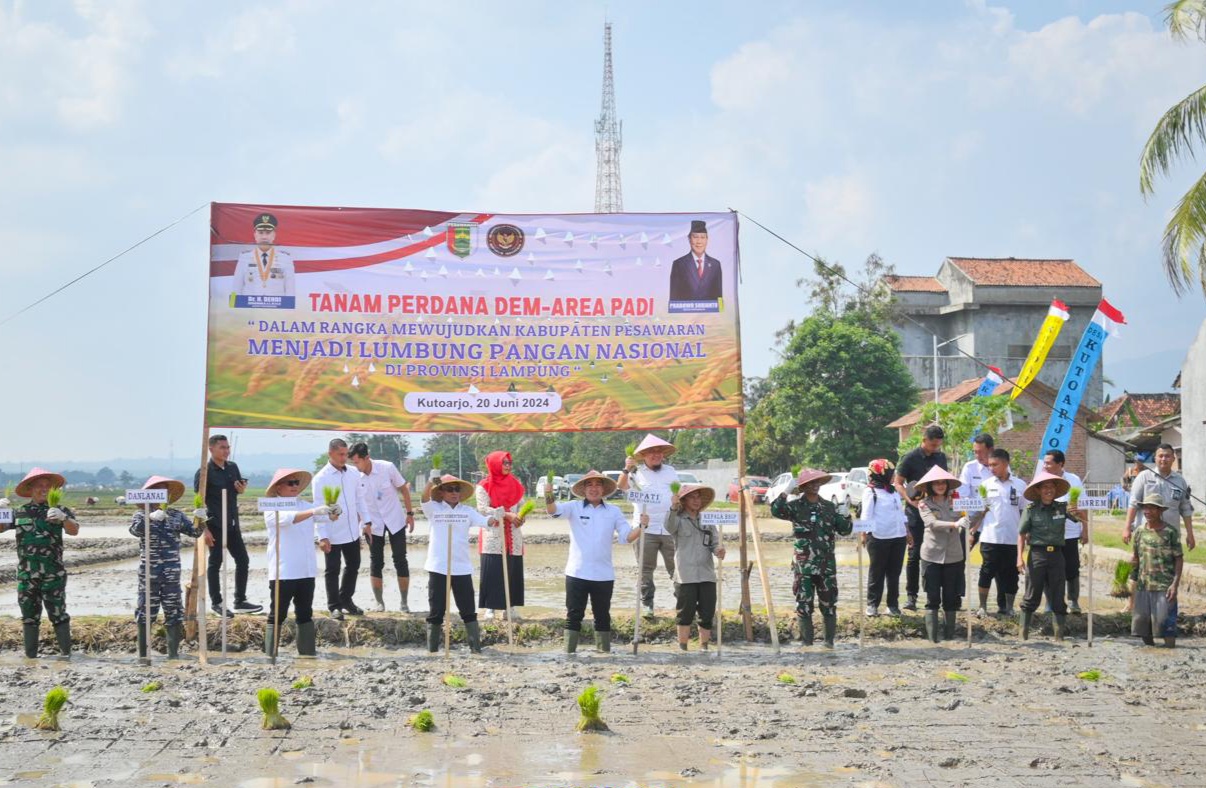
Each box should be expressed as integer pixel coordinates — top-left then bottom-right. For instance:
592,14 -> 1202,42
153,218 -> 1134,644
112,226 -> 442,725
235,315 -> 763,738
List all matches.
231,213 -> 296,299
668,219 -> 723,303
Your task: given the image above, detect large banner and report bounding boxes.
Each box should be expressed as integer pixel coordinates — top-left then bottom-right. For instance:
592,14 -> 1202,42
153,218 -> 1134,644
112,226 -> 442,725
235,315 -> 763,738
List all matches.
206,204 -> 743,433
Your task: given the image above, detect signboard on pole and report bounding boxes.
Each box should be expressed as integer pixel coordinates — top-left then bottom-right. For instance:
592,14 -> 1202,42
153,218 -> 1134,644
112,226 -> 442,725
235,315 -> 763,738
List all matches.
125,489 -> 169,505
258,497 -> 298,512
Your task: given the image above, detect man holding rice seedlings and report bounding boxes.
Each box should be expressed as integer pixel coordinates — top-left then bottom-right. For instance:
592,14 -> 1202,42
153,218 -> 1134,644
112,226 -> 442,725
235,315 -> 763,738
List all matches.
312,439 -> 365,620
1,468 -> 79,657
349,442 -> 416,612
546,471 -> 645,653
194,434 -> 261,617
968,448 -> 1028,618
129,476 -> 205,659
262,469 -> 333,657
1130,494 -> 1183,648
664,483 -> 725,651
1017,471 -> 1081,641
1040,450 -> 1085,613
619,434 -> 680,617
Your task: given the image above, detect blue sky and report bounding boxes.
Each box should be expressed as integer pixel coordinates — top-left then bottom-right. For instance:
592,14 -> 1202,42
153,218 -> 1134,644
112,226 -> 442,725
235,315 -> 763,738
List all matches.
1,0 -> 1204,464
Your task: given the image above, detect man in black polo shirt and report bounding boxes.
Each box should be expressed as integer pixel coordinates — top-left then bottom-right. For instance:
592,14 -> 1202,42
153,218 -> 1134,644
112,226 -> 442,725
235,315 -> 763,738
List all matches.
194,434 -> 262,617
894,424 -> 948,611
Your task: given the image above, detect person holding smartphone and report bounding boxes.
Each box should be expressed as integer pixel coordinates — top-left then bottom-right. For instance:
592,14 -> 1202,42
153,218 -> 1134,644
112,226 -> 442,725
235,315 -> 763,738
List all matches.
194,434 -> 262,617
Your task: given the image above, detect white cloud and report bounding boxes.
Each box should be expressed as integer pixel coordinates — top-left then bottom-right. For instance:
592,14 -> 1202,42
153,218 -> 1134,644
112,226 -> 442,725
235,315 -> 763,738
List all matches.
802,172 -> 876,246
167,4 -> 297,79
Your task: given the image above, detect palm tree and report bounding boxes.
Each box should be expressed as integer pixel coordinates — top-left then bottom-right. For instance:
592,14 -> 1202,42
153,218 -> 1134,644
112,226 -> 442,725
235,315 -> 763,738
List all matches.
1139,0 -> 1206,296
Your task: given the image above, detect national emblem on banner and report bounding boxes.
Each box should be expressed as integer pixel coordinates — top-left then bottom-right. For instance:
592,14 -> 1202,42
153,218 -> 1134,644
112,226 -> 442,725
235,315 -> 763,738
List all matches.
447,223 -> 477,259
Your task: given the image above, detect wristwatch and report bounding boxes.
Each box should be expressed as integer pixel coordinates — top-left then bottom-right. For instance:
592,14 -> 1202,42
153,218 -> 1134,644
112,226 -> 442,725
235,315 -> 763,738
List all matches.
406,511 -> 414,516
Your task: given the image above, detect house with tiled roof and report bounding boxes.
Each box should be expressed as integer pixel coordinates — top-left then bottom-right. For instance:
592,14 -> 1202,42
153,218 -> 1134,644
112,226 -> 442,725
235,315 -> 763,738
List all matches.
882,257 -> 1104,408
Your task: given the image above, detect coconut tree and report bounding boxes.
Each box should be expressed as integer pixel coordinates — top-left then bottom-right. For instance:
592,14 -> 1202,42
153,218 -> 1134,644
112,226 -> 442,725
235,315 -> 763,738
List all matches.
1140,0 -> 1206,296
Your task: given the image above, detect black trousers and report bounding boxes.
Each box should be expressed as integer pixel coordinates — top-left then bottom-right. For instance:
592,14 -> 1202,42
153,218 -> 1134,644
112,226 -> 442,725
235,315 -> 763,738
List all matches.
676,581 -> 718,629
565,576 -> 615,632
479,554 -> 525,608
267,578 -> 315,625
207,522 -> 250,605
370,529 -> 409,578
978,542 -> 1019,608
867,535 -> 907,607
426,572 -> 476,624
1021,547 -> 1067,614
1063,537 -> 1081,582
905,522 -> 924,597
324,540 -> 361,610
923,560 -> 964,611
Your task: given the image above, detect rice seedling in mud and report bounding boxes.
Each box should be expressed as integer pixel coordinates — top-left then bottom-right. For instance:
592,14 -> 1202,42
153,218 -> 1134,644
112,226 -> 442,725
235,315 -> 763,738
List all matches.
292,676 -> 313,690
1077,669 -> 1102,682
576,685 -> 608,732
945,672 -> 969,683
257,688 -> 291,730
443,675 -> 468,689
1111,561 -> 1133,598
141,681 -> 162,693
34,687 -> 68,731
776,672 -> 797,685
610,673 -> 630,685
409,710 -> 435,731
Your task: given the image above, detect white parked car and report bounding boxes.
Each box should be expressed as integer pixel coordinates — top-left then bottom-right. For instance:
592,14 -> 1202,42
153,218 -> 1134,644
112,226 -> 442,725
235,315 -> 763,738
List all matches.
675,471 -> 701,485
818,468 -> 869,513
765,471 -> 797,502
536,475 -> 568,499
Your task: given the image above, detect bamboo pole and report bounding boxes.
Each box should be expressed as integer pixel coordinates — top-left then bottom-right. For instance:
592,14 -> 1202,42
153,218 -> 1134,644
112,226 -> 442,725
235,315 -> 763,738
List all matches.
715,521 -> 724,658
967,530 -> 974,648
192,428 -> 209,665
736,428 -> 754,641
271,511 -> 282,665
141,502 -> 152,666
1086,508 -> 1094,647
444,513 -> 454,657
632,515 -> 647,655
220,489 -> 228,658
856,534 -> 865,649
745,490 -> 779,655
497,507 -> 514,647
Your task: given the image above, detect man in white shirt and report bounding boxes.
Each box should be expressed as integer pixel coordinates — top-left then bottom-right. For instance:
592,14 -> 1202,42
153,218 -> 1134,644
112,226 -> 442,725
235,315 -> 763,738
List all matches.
968,448 -> 1028,617
349,442 -> 415,612
312,438 -> 366,620
547,470 -> 646,653
1041,449 -> 1085,613
959,434 -> 994,499
618,434 -> 680,617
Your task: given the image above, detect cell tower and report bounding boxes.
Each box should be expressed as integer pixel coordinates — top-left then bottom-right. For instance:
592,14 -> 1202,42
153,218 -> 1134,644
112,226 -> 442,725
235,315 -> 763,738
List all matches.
594,22 -> 623,213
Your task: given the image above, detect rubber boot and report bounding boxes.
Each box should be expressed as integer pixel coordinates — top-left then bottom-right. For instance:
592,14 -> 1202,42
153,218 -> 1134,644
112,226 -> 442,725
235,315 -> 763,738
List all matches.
1003,594 -> 1017,617
1020,610 -> 1033,641
166,623 -> 183,659
943,611 -> 958,640
137,624 -> 149,658
296,621 -> 317,656
426,622 -> 441,653
596,630 -> 612,653
798,614 -> 814,646
822,615 -> 837,649
398,588 -> 410,614
1067,579 -> 1081,614
904,594 -> 918,612
54,622 -> 72,656
263,622 -> 275,656
1163,637 -> 1177,649
1052,614 -> 1066,642
23,624 -> 39,658
465,621 -> 482,654
924,611 -> 940,643
564,629 -> 580,654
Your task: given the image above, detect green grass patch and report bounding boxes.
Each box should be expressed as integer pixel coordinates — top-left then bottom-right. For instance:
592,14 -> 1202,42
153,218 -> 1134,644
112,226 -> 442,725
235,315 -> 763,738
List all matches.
408,710 -> 435,731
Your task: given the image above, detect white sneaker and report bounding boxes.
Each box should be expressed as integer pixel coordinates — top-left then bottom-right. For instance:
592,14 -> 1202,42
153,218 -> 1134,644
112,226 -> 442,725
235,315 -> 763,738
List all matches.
374,600 -> 386,613
865,604 -> 879,617
399,601 -> 410,613
974,607 -> 988,619
642,604 -> 655,618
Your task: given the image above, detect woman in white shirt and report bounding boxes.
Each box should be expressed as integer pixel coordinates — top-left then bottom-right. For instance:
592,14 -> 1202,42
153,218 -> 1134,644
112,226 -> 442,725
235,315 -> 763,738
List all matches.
420,475 -> 505,654
546,470 -> 645,653
861,459 -> 908,617
263,468 -> 334,658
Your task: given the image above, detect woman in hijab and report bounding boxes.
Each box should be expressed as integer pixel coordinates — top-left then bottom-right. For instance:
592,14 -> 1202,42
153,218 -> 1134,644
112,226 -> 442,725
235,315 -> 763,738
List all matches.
475,450 -> 527,620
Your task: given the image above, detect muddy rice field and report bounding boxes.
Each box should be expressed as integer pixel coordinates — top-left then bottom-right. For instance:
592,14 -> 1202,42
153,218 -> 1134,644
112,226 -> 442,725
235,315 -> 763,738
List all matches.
1,514 -> 1204,786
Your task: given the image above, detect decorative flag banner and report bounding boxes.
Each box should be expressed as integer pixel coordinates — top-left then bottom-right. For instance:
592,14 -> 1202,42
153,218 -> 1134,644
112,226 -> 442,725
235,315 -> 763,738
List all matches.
975,366 -> 1004,398
1039,299 -> 1125,454
206,204 -> 743,433
1011,298 -> 1070,400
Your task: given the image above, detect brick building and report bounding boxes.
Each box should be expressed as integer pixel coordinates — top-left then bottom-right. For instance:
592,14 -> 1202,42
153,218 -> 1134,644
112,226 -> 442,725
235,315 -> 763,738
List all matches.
887,378 -> 1129,483
883,257 -> 1104,408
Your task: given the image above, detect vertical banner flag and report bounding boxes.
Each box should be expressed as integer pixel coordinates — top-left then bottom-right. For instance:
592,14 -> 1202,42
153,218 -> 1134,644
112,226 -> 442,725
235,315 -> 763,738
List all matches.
1011,298 -> 1070,399
1039,299 -> 1125,454
206,204 -> 743,433
975,366 -> 1004,397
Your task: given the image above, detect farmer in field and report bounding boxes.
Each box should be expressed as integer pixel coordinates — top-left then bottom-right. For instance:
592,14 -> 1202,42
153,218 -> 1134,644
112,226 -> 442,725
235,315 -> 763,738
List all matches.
771,468 -> 852,648
1131,494 -> 1183,648
0,468 -> 79,658
915,466 -> 968,642
547,470 -> 645,653
475,451 -> 527,622
130,476 -> 205,659
619,433 -> 680,617
1016,471 -> 1080,641
420,475 -> 505,654
664,483 -> 725,651
263,469 -> 333,657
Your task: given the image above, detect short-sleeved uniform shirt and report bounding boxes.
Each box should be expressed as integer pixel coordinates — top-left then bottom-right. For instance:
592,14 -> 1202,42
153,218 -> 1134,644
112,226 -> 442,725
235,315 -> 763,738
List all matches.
1129,469 -> 1194,533
358,459 -> 410,536
1019,501 -> 1076,547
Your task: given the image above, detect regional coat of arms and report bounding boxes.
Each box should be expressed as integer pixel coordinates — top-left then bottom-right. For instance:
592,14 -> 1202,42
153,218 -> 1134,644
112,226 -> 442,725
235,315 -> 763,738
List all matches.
447,223 -> 477,259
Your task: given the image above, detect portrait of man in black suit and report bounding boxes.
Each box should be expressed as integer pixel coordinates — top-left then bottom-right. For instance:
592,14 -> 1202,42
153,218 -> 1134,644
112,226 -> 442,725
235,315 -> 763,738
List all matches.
669,220 -> 722,303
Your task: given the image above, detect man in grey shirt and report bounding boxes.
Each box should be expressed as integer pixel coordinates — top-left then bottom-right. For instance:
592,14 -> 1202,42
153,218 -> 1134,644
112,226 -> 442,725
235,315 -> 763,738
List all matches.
1124,443 -> 1195,551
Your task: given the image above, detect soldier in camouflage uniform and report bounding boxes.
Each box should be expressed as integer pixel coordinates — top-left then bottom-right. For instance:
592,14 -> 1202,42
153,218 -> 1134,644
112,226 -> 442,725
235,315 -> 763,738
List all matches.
770,468 -> 852,648
1131,494 -> 1183,648
0,468 -> 79,658
129,476 -> 206,659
